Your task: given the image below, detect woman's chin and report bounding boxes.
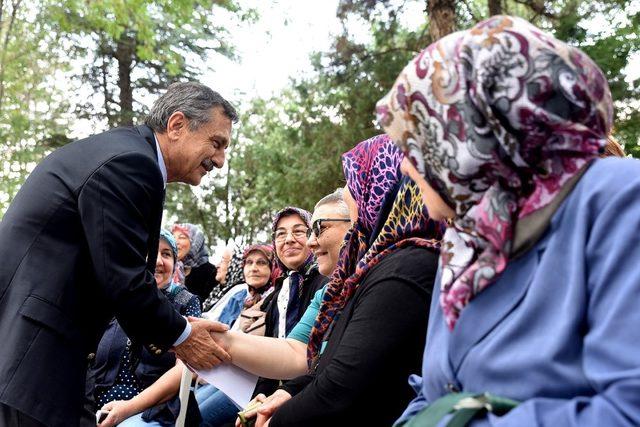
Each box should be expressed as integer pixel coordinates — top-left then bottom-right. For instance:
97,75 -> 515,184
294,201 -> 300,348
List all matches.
318,263 -> 336,277
247,281 -> 268,289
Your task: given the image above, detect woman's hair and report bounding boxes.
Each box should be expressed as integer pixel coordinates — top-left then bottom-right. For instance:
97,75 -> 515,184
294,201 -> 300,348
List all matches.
601,136 -> 625,158
314,187 -> 350,217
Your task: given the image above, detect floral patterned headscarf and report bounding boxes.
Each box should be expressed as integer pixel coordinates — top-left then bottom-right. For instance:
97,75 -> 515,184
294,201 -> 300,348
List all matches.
307,135 -> 443,366
376,16 -> 613,329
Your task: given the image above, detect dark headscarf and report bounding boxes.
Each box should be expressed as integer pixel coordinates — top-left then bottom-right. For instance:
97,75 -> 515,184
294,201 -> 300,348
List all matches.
307,135 -> 443,366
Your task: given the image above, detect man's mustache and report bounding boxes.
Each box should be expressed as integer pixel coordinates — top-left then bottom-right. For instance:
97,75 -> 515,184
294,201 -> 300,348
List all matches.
201,159 -> 215,172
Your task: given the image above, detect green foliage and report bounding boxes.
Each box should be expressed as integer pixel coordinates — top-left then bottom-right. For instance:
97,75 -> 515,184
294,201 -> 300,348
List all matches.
227,0 -> 640,239
49,0 -> 247,126
226,19 -> 423,236
0,0 -> 70,213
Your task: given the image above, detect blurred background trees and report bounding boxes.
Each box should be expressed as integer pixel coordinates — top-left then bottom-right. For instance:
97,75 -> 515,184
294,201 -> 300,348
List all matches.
0,0 -> 638,247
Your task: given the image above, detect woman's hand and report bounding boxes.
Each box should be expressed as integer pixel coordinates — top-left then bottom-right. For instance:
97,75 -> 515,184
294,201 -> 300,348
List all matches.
234,389 -> 291,427
97,400 -> 136,427
236,394 -> 267,427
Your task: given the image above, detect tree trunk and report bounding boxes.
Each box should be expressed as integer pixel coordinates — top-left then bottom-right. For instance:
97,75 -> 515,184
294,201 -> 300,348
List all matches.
428,0 -> 456,41
115,32 -> 135,126
488,0 -> 502,15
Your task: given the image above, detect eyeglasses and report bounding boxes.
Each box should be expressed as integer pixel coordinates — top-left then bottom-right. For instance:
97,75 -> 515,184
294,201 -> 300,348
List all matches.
306,218 -> 351,239
273,227 -> 309,243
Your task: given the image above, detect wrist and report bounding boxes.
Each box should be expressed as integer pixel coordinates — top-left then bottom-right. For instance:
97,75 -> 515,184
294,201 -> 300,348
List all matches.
121,397 -> 145,417
213,330 -> 232,352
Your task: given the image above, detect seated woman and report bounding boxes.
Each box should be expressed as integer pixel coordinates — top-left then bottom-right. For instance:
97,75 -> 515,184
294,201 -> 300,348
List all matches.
171,223 -> 218,307
204,188 -> 352,390
89,230 -> 201,426
250,206 -> 329,398
214,135 -> 443,427
376,15 -> 640,426
195,244 -> 276,427
202,244 -> 275,327
197,207 -> 328,426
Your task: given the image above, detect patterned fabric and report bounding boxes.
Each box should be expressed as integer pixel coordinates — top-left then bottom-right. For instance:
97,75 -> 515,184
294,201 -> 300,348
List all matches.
270,206 -> 313,273
225,246 -> 246,287
342,134 -> 405,234
171,223 -> 209,286
96,283 -> 200,408
376,16 -> 613,329
170,224 -> 189,285
307,135 -> 443,365
201,246 -> 246,312
173,223 -> 209,267
285,271 -> 303,332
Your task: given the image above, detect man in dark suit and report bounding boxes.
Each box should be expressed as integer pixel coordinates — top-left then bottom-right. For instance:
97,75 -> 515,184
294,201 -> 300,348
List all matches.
0,82 -> 236,426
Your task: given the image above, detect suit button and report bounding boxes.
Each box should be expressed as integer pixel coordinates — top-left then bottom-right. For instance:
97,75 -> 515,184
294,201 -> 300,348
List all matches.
87,353 -> 96,361
154,349 -> 162,355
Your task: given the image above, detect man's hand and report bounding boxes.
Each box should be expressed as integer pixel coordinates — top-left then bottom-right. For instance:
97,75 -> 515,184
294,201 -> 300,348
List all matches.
174,317 -> 231,370
235,390 -> 291,427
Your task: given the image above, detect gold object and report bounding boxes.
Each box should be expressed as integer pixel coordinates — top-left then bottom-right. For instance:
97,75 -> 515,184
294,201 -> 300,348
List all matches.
237,400 -> 263,427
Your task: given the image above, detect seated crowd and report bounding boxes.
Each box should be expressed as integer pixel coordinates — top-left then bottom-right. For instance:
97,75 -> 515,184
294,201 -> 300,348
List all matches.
89,15 -> 640,427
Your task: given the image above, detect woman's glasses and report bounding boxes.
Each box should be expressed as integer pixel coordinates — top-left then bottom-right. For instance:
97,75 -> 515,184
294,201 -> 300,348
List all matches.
273,226 -> 308,243
306,218 -> 351,239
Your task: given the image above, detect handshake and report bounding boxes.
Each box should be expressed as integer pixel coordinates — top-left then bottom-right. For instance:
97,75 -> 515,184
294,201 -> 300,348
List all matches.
173,316 -> 232,370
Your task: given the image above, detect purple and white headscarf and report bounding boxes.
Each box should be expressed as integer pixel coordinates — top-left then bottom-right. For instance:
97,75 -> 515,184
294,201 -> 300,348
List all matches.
307,135 -> 443,365
376,16 -> 613,329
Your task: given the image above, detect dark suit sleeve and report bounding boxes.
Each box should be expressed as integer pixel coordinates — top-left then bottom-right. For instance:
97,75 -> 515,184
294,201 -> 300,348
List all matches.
77,151 -> 186,348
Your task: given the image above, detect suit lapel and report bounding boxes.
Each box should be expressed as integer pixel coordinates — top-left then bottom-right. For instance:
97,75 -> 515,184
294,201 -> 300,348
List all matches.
447,238 -> 546,372
135,125 -> 164,274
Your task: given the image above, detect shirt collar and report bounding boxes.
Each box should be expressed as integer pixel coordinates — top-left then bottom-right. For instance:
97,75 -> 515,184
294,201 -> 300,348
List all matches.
153,133 -> 167,188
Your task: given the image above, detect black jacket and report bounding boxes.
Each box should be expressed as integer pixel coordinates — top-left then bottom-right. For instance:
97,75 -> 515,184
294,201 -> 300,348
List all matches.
271,245 -> 439,427
185,262 -> 218,309
253,263 -> 328,398
0,125 -> 186,426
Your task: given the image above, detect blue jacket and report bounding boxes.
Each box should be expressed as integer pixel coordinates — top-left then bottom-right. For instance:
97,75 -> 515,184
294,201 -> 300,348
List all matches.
399,158 -> 640,426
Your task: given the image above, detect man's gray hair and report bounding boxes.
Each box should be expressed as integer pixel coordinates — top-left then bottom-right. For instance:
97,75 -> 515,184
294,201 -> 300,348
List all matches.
144,81 -> 239,132
315,187 -> 349,217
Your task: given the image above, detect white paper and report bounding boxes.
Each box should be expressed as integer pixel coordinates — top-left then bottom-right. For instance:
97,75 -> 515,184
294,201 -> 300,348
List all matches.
196,364 -> 259,409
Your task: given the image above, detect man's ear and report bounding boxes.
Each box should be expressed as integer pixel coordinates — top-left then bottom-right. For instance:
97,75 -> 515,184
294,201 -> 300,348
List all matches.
166,111 -> 187,140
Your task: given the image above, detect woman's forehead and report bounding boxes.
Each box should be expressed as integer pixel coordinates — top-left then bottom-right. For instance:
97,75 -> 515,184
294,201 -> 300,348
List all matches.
245,251 -> 268,261
311,203 -> 342,222
276,214 -> 306,228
